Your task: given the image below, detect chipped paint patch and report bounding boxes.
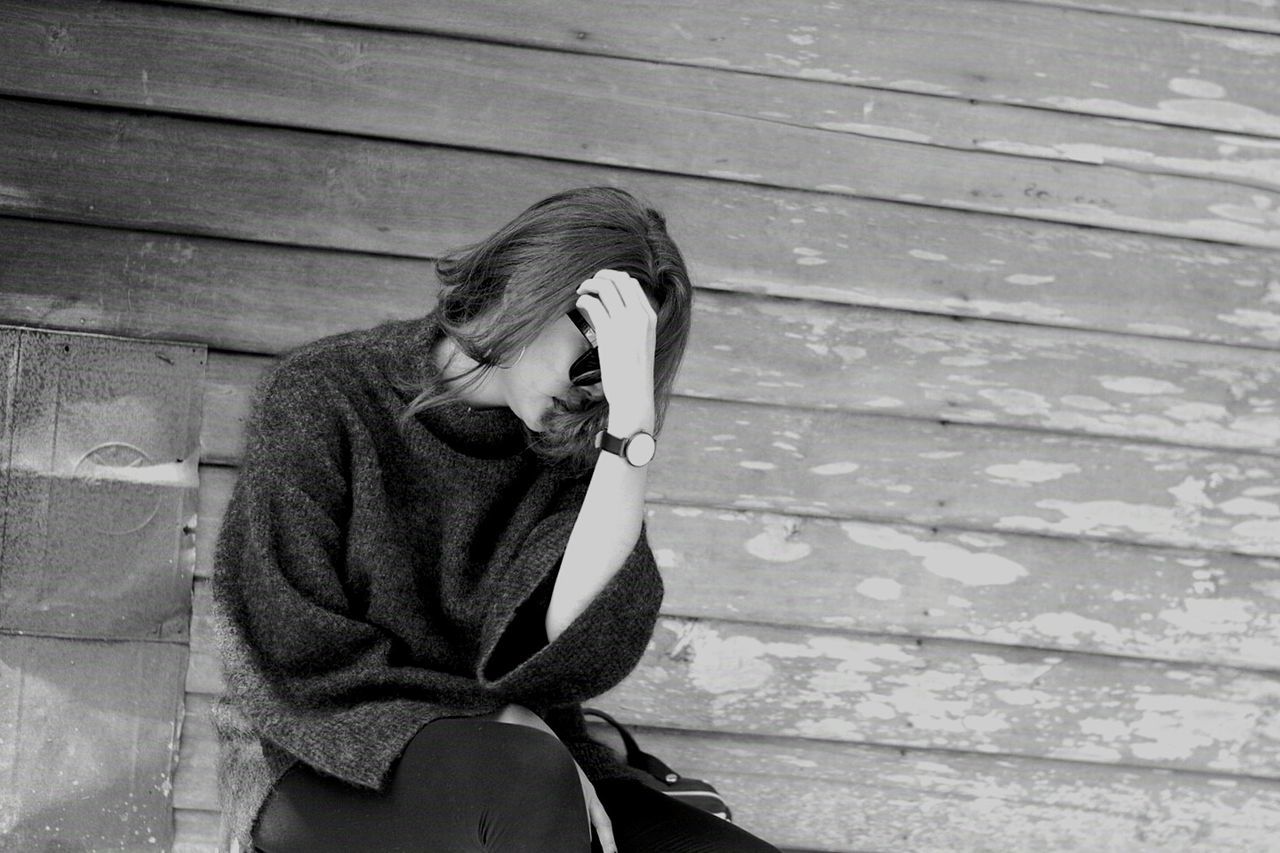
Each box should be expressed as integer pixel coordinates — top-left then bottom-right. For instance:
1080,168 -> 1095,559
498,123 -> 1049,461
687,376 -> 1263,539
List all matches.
840,521 -> 1029,585
985,459 -> 1081,484
1030,612 -> 1124,646
971,653 -> 1060,684
997,494 -> 1208,542
908,249 -> 949,261
854,700 -> 897,719
1252,580 -> 1280,600
810,461 -> 860,475
1168,78 -> 1227,99
1129,694 -> 1251,762
1219,497 -> 1280,516
1217,308 -> 1280,342
1037,94 -> 1280,136
1099,376 -> 1185,395
707,169 -> 764,181
855,577 -> 902,600
744,518 -> 812,562
1004,274 -> 1056,286
1159,599 -> 1255,634
680,626 -> 776,694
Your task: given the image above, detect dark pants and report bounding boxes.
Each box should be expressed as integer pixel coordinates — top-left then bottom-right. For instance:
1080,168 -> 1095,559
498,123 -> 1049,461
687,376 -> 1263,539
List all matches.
252,716 -> 781,852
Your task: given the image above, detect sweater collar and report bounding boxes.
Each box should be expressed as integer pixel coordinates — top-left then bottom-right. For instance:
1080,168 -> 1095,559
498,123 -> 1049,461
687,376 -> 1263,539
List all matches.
385,311 -> 532,459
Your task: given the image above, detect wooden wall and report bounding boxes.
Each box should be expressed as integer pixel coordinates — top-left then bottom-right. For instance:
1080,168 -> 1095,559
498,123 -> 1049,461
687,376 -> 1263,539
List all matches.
2,1 -> 1278,850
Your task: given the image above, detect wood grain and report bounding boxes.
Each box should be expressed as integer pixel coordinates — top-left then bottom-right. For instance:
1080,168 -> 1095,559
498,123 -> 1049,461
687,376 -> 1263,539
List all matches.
3,0 -> 1279,247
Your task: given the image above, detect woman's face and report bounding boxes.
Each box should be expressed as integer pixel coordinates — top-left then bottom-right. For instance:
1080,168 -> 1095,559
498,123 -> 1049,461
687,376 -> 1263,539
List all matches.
500,312 -> 605,432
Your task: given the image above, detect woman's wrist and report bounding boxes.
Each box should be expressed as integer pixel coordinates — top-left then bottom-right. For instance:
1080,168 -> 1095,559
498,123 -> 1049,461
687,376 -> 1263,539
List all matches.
607,401 -> 655,434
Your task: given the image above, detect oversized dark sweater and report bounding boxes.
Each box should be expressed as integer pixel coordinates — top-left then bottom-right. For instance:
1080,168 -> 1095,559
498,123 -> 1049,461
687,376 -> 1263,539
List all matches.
207,310 -> 665,853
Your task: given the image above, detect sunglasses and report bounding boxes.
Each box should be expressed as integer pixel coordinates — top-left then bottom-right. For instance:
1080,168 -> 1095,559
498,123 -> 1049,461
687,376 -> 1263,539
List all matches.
566,307 -> 601,387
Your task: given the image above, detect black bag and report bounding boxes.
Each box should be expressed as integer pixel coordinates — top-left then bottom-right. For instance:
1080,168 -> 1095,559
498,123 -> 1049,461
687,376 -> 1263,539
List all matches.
581,707 -> 733,822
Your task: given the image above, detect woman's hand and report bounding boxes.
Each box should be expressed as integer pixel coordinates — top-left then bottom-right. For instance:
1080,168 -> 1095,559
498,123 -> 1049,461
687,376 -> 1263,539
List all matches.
574,269 -> 657,427
573,757 -> 618,853
485,704 -> 617,851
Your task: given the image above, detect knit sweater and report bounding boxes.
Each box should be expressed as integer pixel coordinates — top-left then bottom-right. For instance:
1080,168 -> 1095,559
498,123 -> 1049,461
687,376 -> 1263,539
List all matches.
207,310 -> 665,853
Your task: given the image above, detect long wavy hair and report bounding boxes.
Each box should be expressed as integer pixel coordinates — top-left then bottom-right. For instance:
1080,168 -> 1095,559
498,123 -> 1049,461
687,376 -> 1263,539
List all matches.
389,185 -> 694,476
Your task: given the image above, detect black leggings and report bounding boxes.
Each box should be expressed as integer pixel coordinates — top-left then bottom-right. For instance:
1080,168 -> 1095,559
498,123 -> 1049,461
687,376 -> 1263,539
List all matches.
252,716 -> 781,852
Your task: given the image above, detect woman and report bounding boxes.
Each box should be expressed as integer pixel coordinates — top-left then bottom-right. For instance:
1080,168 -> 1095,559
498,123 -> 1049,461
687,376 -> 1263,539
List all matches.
209,186 -> 781,852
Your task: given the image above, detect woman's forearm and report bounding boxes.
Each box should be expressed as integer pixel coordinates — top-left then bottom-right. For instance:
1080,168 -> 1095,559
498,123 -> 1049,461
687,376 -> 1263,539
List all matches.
545,405 -> 655,643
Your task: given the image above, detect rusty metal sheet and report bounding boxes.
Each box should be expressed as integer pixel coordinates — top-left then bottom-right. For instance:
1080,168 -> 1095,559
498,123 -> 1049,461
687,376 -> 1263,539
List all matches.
0,634 -> 188,851
0,324 -> 204,851
1,325 -> 204,639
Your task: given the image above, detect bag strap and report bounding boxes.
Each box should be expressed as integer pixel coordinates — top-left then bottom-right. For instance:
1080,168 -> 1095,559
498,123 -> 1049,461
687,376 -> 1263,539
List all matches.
581,707 -> 681,784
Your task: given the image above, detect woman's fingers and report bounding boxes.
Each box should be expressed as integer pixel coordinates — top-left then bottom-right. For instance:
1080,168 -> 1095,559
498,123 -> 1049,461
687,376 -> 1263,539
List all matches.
574,268 -> 658,412
573,759 -> 617,853
588,788 -> 617,853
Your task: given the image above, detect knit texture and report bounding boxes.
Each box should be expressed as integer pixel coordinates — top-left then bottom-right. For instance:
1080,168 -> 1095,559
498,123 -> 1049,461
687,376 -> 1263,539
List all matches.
208,310 -> 665,852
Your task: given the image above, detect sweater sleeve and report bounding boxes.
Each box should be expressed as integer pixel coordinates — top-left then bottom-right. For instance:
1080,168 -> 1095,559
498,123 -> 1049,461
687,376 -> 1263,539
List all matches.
474,472 -> 665,707
210,353 -> 496,789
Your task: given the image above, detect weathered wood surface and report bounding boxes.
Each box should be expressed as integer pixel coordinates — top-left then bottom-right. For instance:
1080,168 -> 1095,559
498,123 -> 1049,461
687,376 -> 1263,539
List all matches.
199,348 -> 1280,560
1018,0 -> 1280,34
1,0 -> 1275,848
7,116 -> 1280,448
4,0 -> 1280,249
4,101 -> 1278,353
184,543 -> 1280,779
6,214 -> 1280,458
192,353 -> 1280,671
150,0 -> 1280,140
173,693 -> 1280,852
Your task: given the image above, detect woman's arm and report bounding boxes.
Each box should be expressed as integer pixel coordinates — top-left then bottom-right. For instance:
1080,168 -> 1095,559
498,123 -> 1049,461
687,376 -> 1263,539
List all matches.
547,268 -> 659,642
545,405 -> 655,643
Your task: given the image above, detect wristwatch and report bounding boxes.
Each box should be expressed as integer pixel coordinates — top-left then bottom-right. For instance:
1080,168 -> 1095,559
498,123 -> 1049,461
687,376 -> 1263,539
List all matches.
594,427 -> 657,467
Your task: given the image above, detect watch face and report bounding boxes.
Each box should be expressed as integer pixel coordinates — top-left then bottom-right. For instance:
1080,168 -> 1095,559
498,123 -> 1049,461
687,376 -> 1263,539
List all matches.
625,432 -> 657,465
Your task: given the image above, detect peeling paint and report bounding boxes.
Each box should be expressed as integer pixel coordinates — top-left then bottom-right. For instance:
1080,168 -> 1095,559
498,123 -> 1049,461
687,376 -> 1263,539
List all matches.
985,459 -> 1081,485
855,577 -> 902,601
840,521 -> 1029,586
1004,274 -> 1056,286
1098,376 -> 1186,395
1037,94 -> 1280,137
1167,78 -> 1227,99
1159,599 -> 1255,635
810,461 -> 860,475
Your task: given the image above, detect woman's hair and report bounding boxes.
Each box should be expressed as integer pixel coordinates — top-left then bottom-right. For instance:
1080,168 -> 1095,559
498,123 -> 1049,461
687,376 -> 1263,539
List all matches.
389,185 -> 694,476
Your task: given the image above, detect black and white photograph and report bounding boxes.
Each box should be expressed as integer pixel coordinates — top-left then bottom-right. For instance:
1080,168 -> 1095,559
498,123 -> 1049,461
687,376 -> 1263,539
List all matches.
1,1 -> 1278,851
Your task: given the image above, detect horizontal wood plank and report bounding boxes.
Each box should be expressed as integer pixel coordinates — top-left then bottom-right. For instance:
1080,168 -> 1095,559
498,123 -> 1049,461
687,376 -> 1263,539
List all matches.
4,0 -> 1280,249
8,215 -> 1280,457
9,0 -> 1280,200
185,566 -> 1280,779
1019,0 -> 1280,34
192,456 -> 1280,671
174,692 -> 1280,851
194,347 -> 1280,558
4,101 -> 1279,352
158,0 -> 1280,138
